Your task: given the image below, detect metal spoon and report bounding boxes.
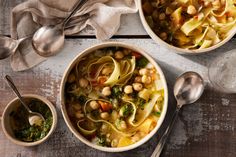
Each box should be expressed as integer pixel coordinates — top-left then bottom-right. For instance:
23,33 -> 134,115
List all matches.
32,0 -> 88,57
5,75 -> 45,126
151,71 -> 204,157
0,36 -> 29,60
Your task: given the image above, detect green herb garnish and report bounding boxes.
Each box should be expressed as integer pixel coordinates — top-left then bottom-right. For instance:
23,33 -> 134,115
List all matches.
136,57 -> 149,68
153,111 -> 161,117
11,99 -> 53,142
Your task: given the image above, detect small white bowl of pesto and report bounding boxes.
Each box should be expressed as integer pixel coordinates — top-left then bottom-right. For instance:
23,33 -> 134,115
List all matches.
1,94 -> 57,146
60,42 -> 168,152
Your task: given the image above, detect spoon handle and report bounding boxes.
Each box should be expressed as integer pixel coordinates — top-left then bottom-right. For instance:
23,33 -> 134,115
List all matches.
151,108 -> 180,157
62,0 -> 88,27
4,75 -> 32,113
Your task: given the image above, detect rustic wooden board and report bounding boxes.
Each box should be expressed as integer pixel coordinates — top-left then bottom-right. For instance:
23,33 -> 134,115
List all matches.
0,38 -> 236,157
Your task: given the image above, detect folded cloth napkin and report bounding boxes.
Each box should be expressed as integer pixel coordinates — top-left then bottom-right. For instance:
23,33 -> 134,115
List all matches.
10,0 -> 138,71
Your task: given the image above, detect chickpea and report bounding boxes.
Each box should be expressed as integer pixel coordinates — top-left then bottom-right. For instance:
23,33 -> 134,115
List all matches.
204,1 -> 210,7
72,104 -> 81,111
111,139 -> 118,147
67,74 -> 76,83
120,120 -> 127,130
131,134 -> 141,142
132,83 -> 143,91
165,7 -> 173,15
100,112 -> 109,119
75,112 -> 84,119
102,86 -> 111,96
228,17 -> 234,22
149,68 -> 156,74
141,75 -> 152,84
114,51 -> 124,59
100,123 -> 109,132
79,78 -> 89,88
212,0 -> 221,9
160,32 -> 167,40
123,49 -> 130,55
29,116 -> 43,126
139,68 -> 149,75
106,138 -> 111,143
134,76 -> 142,83
187,5 -> 197,15
124,85 -> 133,94
159,13 -> 166,20
170,1 -> 177,7
102,67 -> 113,75
90,101 -> 100,110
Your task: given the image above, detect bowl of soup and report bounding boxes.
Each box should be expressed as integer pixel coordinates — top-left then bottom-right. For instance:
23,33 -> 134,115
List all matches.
1,94 -> 57,146
139,0 -> 236,54
60,42 -> 168,152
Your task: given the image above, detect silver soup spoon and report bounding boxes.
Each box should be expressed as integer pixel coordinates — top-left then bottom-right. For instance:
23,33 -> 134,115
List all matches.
151,71 -> 204,157
5,75 -> 45,126
32,0 -> 88,57
0,36 -> 29,60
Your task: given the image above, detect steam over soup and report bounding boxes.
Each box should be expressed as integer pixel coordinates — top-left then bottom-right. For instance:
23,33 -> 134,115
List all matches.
65,47 -> 164,147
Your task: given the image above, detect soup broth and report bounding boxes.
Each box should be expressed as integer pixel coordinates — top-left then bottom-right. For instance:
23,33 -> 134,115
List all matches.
65,47 -> 164,147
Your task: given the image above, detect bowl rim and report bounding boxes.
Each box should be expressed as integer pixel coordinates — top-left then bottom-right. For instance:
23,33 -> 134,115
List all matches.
1,94 -> 58,146
138,0 -> 236,54
60,41 -> 168,152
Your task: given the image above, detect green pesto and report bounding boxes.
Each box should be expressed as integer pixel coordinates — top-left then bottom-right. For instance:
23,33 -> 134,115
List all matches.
10,99 -> 53,142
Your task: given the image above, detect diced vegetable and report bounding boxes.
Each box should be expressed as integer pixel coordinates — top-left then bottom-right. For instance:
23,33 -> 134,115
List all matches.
98,101 -> 113,112
131,52 -> 142,59
138,89 -> 151,101
117,137 -> 134,147
136,57 -> 149,68
171,7 -> 183,26
138,118 -> 155,134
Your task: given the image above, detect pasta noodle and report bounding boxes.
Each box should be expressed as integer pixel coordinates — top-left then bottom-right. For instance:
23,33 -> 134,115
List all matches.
142,0 -> 236,49
65,47 -> 165,147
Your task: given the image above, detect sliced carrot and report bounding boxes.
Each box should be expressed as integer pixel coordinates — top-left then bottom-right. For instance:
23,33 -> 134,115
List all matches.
97,76 -> 107,85
131,52 -> 142,59
98,101 -> 112,111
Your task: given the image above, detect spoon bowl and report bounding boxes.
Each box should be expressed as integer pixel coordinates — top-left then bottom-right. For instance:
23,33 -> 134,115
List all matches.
32,0 -> 88,57
32,25 -> 64,57
174,71 -> 205,108
0,36 -> 28,60
4,75 -> 45,126
151,71 -> 204,157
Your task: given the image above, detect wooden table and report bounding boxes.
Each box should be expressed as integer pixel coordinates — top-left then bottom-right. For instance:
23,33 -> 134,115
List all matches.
0,1 -> 236,157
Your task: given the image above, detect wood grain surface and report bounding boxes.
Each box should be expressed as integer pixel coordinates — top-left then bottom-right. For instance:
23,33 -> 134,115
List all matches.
0,1 -> 236,157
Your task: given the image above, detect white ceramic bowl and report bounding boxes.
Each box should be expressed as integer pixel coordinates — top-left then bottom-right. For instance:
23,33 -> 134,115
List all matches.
138,0 -> 236,54
1,94 -> 58,146
60,42 -> 168,152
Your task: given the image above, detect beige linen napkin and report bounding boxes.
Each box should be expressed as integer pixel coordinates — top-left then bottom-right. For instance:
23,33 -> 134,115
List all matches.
11,0 -> 138,71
